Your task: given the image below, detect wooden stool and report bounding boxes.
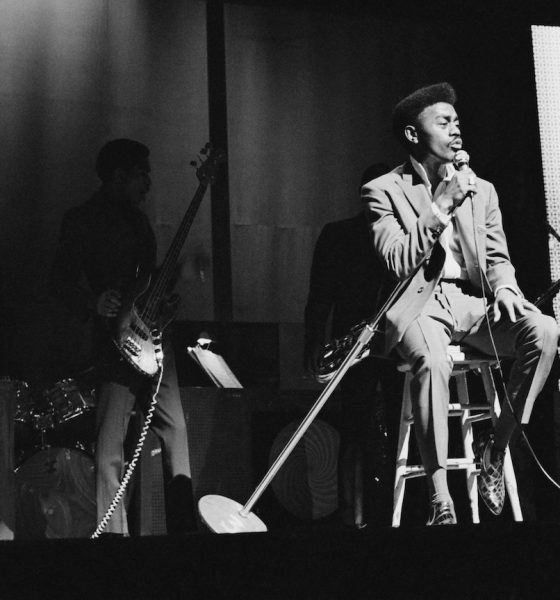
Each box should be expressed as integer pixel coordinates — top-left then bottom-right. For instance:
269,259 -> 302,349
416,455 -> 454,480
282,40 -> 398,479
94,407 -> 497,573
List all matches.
392,346 -> 523,526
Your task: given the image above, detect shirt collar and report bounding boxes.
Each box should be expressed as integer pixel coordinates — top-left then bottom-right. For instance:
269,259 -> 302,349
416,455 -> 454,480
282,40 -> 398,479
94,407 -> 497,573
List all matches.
409,156 -> 455,190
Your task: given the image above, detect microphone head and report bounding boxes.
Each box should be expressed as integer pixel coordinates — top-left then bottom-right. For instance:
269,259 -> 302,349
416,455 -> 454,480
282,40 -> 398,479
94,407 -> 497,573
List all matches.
453,150 -> 470,170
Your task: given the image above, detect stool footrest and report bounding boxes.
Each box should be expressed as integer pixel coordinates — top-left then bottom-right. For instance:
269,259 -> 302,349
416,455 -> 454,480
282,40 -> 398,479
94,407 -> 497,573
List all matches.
465,414 -> 494,424
401,458 -> 480,479
453,404 -> 492,411
406,403 -> 493,420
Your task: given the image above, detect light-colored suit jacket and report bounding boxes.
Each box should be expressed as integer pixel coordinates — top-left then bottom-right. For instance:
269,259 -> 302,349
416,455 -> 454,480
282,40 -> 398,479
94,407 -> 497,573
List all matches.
362,160 -> 520,353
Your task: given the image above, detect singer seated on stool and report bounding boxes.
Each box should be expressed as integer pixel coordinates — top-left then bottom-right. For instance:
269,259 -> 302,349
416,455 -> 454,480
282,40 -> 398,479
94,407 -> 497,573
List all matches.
361,81 -> 559,525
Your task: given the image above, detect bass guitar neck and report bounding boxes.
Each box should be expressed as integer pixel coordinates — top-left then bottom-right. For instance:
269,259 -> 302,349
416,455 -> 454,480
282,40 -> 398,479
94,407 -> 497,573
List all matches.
112,144 -> 226,377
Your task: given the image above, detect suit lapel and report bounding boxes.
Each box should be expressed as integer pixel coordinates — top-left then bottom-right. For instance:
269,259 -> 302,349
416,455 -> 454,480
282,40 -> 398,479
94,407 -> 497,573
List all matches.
395,161 -> 431,217
394,161 -> 488,284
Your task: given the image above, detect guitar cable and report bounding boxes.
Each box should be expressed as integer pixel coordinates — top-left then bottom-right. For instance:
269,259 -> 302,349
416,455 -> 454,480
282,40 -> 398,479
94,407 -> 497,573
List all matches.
91,366 -> 164,539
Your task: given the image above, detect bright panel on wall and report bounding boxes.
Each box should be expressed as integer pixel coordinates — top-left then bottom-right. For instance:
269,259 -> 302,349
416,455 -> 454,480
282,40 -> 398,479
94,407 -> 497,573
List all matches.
532,25 -> 560,323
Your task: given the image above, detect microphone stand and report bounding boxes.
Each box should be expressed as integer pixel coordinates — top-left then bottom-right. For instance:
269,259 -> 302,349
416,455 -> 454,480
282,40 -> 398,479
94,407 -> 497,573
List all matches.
197,250 -> 428,533
198,166 -> 472,534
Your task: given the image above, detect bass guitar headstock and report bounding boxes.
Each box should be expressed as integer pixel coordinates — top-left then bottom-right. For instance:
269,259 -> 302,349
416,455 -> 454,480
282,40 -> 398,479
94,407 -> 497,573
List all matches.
191,143 -> 227,185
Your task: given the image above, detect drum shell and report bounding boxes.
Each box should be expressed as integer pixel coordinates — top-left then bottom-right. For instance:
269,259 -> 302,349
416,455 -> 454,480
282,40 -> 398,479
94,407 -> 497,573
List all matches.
15,447 -> 96,539
43,378 -> 96,426
39,379 -> 97,454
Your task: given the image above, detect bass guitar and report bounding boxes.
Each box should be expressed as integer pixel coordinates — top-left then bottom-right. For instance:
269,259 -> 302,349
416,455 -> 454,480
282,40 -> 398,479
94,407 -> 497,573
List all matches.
112,144 -> 226,377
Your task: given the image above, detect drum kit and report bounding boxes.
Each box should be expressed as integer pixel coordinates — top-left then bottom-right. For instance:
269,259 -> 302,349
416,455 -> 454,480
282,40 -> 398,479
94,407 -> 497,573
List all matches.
1,371 -> 97,539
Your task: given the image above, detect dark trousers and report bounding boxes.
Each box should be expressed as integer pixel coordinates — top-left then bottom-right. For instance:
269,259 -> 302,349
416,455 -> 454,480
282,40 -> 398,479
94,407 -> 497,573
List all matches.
338,356 -> 403,527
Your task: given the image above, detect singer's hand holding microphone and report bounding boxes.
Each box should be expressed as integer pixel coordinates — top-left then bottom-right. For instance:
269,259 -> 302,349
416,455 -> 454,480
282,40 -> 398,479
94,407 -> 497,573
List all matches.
435,149 -> 477,215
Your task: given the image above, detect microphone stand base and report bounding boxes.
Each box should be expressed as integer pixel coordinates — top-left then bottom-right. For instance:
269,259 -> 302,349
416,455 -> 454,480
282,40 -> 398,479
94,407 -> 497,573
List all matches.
198,495 -> 268,534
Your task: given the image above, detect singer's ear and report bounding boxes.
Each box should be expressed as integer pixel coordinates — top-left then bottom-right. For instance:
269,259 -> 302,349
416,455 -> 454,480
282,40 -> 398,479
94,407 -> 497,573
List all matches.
404,125 -> 418,145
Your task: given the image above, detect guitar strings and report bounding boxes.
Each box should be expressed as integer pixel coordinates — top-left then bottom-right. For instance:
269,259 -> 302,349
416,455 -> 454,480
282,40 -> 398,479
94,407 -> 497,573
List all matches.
140,185 -> 207,324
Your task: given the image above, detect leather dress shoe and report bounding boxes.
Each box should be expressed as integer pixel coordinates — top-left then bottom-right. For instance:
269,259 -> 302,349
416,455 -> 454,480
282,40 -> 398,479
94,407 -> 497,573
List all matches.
426,501 -> 457,526
473,431 -> 505,516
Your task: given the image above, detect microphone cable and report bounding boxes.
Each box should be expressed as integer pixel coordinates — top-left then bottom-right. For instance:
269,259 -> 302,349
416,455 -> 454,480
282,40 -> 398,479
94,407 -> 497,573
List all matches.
470,198 -> 560,493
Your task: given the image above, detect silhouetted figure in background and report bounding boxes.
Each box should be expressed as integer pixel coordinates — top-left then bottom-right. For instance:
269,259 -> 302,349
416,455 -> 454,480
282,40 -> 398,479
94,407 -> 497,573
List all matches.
304,163 -> 402,528
50,139 -> 195,536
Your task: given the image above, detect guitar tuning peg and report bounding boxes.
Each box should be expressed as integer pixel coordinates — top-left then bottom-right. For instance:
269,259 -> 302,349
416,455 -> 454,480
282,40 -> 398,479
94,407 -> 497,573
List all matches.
190,160 -> 197,167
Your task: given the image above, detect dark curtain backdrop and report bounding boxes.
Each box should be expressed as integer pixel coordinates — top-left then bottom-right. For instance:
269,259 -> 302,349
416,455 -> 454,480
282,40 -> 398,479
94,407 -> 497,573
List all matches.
0,0 -> 210,385
224,4 -> 549,388
225,4 -> 550,325
0,0 -> 551,389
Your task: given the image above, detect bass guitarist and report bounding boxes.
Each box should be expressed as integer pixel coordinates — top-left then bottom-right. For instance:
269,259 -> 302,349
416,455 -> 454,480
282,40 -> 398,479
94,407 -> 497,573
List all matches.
50,138 -> 196,536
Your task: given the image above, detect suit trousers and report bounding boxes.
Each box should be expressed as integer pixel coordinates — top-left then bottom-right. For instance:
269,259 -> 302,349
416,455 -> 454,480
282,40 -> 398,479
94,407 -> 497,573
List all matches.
95,344 -> 192,535
396,281 -> 558,475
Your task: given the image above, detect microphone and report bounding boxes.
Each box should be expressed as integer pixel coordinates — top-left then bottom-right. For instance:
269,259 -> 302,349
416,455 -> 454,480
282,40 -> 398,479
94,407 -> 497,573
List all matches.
453,149 -> 470,171
453,149 -> 474,205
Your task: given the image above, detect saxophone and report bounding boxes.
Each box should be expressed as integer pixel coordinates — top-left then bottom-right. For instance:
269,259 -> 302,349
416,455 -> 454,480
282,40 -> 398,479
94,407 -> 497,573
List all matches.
312,272 -> 408,384
313,319 -> 382,383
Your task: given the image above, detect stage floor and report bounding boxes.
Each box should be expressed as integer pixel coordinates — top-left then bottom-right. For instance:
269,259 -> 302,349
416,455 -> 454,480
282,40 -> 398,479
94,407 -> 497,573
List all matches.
2,521 -> 560,599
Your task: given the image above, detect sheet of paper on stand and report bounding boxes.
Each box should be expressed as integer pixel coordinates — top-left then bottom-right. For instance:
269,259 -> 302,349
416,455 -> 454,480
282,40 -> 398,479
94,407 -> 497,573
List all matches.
187,346 -> 243,388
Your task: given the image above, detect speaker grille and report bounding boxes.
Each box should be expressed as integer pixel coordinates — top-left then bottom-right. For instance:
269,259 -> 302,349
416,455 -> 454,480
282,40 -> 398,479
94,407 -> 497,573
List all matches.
269,419 -> 339,519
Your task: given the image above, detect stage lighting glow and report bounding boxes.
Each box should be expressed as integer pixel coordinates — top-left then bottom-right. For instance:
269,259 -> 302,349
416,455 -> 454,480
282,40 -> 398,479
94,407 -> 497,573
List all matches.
532,25 -> 560,322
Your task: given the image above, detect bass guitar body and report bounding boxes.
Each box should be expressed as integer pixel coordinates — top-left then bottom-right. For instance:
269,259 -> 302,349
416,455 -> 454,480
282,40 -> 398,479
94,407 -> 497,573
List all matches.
112,274 -> 177,378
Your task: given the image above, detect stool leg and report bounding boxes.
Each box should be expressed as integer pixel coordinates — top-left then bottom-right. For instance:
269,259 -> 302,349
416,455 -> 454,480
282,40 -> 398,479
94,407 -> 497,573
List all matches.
479,364 -> 499,425
455,372 -> 480,524
393,373 -> 413,527
503,450 -> 523,521
480,364 -> 523,522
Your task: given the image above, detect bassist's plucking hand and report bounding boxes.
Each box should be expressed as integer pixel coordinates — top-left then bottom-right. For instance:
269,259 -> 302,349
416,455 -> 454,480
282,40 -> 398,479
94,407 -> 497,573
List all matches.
97,289 -> 122,317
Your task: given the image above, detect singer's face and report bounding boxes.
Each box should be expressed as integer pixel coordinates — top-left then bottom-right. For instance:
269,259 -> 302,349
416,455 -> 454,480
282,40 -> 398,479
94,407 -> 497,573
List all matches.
413,102 -> 462,165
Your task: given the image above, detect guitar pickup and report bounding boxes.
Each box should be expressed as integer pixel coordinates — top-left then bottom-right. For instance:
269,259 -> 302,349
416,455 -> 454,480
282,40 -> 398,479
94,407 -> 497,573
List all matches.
123,337 -> 141,356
